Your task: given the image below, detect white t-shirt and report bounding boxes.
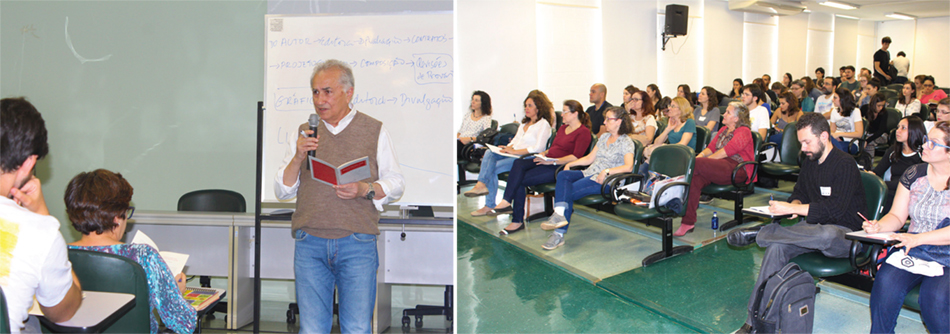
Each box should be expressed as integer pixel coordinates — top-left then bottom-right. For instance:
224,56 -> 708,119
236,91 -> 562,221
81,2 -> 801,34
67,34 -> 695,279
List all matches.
815,94 -> 835,115
830,107 -> 863,140
749,105 -> 771,134
0,197 -> 74,334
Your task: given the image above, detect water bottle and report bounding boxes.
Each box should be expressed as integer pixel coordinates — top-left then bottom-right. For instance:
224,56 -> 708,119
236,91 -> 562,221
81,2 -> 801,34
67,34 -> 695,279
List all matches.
711,211 -> 719,230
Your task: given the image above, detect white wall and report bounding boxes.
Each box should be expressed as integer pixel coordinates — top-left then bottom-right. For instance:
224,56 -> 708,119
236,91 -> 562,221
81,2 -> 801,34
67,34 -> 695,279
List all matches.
455,0 -> 950,129
456,0 -> 537,127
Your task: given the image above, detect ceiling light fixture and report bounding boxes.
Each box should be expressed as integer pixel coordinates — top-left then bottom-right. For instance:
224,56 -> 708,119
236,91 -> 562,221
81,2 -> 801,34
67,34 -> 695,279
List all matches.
885,12 -> 916,20
818,1 -> 858,10
835,14 -> 859,20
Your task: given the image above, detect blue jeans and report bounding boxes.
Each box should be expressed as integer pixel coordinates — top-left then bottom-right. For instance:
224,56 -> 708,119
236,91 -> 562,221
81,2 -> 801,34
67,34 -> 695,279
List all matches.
870,261 -> 950,333
477,151 -> 516,208
294,230 -> 379,333
553,170 -> 604,234
502,158 -> 559,223
767,132 -> 783,145
831,136 -> 860,154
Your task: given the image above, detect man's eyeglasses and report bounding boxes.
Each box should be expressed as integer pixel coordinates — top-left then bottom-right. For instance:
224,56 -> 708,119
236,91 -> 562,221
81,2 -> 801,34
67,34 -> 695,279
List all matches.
126,206 -> 135,220
923,136 -> 950,150
605,117 -> 621,122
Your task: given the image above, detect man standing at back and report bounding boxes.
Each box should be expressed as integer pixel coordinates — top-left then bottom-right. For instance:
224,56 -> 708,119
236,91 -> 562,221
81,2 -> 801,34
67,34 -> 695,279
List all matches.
1,97 -> 83,333
728,112 -> 866,334
874,36 -> 892,84
587,83 -> 612,137
275,60 -> 405,333
890,51 -> 910,84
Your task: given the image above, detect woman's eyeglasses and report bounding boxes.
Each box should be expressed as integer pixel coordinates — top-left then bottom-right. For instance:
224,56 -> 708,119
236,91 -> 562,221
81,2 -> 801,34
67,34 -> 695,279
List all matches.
126,206 -> 135,220
923,136 -> 950,150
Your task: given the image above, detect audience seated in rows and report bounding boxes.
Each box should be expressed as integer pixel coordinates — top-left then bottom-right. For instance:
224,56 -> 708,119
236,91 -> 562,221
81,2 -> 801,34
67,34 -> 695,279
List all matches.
861,92 -> 890,158
872,116 -> 924,213
728,112 -> 867,334
539,106 -> 636,251
866,120 -> 950,334
769,92 -> 803,145
895,81 -> 921,117
695,86 -> 720,131
66,169 -> 197,334
676,101 -> 756,236
457,91 -> 493,158
627,90 -> 657,146
492,99 -> 592,235
0,97 -> 83,334
465,90 -> 553,216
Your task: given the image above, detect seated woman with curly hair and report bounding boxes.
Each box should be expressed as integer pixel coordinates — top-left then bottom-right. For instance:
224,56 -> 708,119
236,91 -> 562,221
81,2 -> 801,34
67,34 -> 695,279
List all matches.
66,169 -> 196,334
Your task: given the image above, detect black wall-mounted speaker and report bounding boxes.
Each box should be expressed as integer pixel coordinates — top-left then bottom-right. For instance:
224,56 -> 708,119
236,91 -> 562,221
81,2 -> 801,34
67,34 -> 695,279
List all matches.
665,4 -> 689,37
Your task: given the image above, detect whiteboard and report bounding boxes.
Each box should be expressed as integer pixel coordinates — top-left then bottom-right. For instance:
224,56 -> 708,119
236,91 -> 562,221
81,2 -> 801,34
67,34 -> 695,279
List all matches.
263,13 -> 454,206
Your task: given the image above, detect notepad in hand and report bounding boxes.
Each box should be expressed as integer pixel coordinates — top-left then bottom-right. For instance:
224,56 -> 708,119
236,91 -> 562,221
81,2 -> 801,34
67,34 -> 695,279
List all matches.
847,230 -> 897,241
309,156 -> 371,186
183,287 -> 225,311
533,153 -> 558,162
131,231 -> 189,275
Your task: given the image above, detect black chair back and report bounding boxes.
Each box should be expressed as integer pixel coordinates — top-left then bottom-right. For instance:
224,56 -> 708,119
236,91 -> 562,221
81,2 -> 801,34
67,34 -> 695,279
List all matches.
0,286 -> 9,334
178,189 -> 246,212
777,122 -> 801,164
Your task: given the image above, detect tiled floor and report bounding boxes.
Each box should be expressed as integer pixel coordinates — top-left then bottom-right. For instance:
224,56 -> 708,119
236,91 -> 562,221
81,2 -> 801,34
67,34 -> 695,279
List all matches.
457,181 -> 927,333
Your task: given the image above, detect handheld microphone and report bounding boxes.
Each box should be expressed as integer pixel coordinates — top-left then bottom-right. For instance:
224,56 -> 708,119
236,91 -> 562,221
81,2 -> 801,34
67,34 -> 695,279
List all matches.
306,114 -> 319,170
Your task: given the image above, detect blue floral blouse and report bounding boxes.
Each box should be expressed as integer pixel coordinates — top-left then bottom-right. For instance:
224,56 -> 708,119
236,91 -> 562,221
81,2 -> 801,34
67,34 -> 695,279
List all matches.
68,244 -> 196,334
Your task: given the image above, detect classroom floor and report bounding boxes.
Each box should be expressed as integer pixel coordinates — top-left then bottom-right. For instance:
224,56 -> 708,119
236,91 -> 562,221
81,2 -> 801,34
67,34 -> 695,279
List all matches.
457,180 -> 928,333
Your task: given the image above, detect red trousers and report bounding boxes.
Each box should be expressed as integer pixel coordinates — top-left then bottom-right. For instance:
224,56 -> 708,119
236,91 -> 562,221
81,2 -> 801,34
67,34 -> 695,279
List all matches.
682,157 -> 747,226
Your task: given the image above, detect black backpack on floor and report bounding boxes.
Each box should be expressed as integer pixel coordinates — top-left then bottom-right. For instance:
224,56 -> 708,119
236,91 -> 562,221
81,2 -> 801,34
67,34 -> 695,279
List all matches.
750,262 -> 816,334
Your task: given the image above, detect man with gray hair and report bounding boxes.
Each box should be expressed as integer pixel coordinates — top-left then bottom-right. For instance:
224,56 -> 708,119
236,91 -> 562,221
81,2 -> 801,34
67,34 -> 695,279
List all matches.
275,59 -> 405,332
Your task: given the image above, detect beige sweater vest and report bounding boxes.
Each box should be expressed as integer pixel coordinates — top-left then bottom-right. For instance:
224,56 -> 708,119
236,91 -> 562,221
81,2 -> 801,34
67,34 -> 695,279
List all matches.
291,111 -> 381,239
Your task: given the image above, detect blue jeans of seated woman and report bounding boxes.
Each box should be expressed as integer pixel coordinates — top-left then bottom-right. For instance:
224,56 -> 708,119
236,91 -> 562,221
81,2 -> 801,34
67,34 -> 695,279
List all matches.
768,132 -> 783,145
870,261 -> 950,334
477,151 -> 516,208
830,136 -> 860,154
294,230 -> 378,334
502,158 -> 559,223
554,170 -> 604,234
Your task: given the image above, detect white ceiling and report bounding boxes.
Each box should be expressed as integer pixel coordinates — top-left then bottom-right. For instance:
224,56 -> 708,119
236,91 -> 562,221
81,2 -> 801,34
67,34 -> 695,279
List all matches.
777,0 -> 950,20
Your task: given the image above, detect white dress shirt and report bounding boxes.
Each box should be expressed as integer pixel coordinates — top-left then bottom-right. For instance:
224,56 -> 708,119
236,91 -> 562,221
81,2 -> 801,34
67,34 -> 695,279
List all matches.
274,108 -> 405,211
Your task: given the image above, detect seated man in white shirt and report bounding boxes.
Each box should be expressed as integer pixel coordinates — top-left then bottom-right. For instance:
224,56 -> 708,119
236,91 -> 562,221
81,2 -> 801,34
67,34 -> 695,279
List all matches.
815,77 -> 836,116
0,97 -> 83,333
741,84 -> 771,139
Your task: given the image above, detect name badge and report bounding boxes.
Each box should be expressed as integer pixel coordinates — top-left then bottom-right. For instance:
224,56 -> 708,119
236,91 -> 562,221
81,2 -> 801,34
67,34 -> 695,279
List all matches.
699,116 -> 706,121
820,186 -> 831,197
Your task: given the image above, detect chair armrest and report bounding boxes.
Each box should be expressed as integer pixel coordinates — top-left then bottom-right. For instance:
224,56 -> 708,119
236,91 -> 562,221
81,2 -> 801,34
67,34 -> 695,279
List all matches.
847,137 -> 867,153
849,240 -> 883,277
731,161 -> 759,187
553,165 -> 567,177
654,181 -> 690,215
759,142 -> 780,163
602,173 -> 643,202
